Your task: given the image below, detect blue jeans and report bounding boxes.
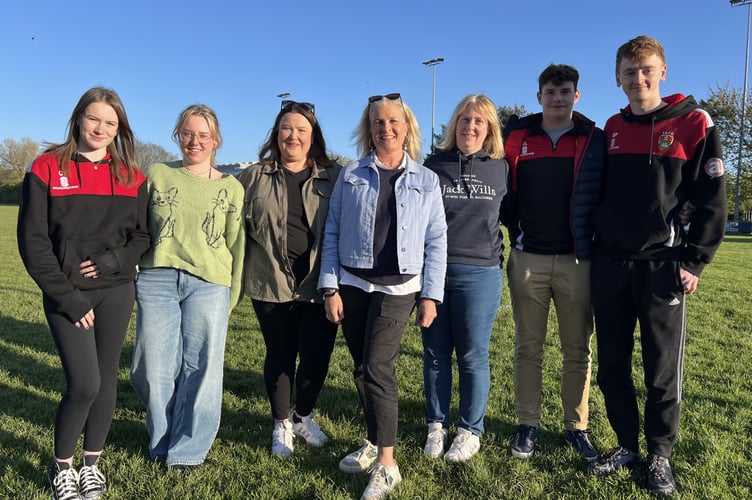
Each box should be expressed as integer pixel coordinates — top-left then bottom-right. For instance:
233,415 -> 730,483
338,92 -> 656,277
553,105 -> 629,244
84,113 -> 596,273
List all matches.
130,267 -> 230,466
422,264 -> 502,435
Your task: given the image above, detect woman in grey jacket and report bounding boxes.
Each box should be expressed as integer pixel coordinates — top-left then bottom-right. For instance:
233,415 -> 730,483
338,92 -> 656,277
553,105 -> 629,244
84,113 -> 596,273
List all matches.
239,100 -> 340,458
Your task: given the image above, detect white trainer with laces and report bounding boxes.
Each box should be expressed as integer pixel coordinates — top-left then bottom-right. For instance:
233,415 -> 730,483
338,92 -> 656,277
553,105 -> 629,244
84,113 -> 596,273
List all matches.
79,463 -> 107,499
360,462 -> 402,500
292,413 -> 329,447
271,420 -> 294,458
339,439 -> 378,473
444,427 -> 481,463
424,422 -> 448,458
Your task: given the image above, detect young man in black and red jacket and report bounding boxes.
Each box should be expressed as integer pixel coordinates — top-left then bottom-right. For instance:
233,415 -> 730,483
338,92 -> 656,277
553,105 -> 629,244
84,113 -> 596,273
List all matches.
587,35 -> 726,497
502,64 -> 605,464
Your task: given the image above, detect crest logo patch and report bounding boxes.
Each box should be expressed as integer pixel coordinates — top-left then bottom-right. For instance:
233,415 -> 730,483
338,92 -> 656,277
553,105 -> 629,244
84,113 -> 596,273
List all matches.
705,158 -> 724,178
657,132 -> 674,151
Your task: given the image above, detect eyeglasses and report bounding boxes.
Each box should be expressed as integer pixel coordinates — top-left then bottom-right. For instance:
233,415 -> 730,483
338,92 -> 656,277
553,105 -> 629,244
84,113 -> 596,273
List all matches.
368,93 -> 401,104
281,100 -> 315,114
178,130 -> 213,144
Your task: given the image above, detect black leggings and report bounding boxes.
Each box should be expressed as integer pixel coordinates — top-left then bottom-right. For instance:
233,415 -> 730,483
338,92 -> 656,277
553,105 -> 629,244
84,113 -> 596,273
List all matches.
252,300 -> 338,420
44,282 -> 135,458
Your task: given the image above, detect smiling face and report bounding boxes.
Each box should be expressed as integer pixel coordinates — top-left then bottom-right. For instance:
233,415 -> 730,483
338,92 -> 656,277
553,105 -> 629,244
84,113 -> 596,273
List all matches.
538,81 -> 579,126
77,101 -> 118,158
277,112 -> 312,169
455,103 -> 488,156
616,53 -> 666,112
179,114 -> 218,167
370,102 -> 408,158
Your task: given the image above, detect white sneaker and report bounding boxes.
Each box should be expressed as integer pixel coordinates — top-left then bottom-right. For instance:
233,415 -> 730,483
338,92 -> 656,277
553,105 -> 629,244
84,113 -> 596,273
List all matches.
424,422 -> 448,458
444,427 -> 480,463
271,420 -> 294,458
360,462 -> 402,500
339,439 -> 378,473
292,413 -> 329,447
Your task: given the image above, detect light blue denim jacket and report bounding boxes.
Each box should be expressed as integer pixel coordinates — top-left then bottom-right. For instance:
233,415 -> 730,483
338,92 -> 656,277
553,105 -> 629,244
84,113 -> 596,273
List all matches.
318,154 -> 447,302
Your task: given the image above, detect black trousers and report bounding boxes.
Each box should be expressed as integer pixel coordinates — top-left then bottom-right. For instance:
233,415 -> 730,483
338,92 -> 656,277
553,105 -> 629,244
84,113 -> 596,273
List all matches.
591,257 -> 686,458
45,282 -> 135,458
252,299 -> 338,420
340,285 -> 417,447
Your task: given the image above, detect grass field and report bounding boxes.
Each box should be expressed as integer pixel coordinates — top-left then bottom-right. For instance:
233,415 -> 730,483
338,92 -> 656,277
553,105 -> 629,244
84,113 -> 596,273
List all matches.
1,203 -> 751,499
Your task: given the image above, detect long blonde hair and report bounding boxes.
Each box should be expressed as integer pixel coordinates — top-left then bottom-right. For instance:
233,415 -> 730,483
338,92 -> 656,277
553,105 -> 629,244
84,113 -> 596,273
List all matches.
438,94 -> 504,159
353,95 -> 423,161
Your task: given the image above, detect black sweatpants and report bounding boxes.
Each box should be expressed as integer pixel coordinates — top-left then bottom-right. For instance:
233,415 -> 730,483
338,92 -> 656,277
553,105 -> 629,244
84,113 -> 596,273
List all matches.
252,299 -> 338,420
44,282 -> 135,458
339,285 -> 417,447
591,257 -> 686,458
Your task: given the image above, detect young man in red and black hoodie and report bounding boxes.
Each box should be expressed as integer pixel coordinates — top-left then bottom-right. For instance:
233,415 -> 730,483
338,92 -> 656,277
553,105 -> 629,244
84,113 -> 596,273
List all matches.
588,35 -> 726,496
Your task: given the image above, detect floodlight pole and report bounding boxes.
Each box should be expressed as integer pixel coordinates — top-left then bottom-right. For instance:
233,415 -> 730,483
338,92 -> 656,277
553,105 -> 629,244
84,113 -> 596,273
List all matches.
277,92 -> 291,100
422,57 -> 445,154
731,0 -> 752,225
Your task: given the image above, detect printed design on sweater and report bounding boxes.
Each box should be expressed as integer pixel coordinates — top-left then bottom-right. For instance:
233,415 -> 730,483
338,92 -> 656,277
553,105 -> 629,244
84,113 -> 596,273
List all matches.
203,188 -> 238,248
152,187 -> 178,244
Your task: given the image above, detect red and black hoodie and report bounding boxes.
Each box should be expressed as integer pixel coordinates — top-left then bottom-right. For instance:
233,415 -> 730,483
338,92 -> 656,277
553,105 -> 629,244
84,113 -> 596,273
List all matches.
17,152 -> 150,322
592,94 -> 727,276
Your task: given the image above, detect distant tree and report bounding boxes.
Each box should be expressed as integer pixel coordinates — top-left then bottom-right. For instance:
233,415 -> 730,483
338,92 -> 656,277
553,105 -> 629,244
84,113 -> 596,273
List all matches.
0,137 -> 40,182
135,139 -> 178,169
700,83 -> 752,219
330,153 -> 356,166
498,104 -> 529,129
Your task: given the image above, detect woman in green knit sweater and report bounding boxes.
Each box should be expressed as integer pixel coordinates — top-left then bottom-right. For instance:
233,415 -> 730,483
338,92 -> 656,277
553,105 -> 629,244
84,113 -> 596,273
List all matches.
130,104 -> 245,472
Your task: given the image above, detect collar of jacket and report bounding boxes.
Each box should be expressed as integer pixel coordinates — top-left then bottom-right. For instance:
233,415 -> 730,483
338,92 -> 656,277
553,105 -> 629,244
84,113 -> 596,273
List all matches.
507,111 -> 595,137
620,93 -> 697,123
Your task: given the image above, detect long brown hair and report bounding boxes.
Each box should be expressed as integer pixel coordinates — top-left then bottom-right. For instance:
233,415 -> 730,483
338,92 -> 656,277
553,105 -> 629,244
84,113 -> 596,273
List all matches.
258,102 -> 332,168
44,87 -> 139,186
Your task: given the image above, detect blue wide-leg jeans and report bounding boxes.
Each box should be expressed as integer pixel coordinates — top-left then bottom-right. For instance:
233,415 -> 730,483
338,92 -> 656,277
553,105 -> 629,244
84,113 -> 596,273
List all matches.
422,263 -> 502,435
131,267 -> 230,466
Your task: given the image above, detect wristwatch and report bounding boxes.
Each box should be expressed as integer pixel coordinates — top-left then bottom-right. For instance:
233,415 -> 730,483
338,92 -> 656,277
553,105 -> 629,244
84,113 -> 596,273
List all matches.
322,288 -> 338,299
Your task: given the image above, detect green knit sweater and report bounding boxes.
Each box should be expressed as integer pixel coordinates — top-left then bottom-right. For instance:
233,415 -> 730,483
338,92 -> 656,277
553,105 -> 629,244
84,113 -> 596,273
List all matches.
140,161 -> 245,309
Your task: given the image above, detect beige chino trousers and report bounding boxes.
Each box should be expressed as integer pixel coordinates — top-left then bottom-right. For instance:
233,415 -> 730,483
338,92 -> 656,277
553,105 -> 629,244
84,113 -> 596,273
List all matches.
507,248 -> 594,431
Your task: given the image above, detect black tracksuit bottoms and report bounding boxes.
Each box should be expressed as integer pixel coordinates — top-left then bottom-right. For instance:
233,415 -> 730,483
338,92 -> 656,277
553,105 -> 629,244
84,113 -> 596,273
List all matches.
591,256 -> 686,458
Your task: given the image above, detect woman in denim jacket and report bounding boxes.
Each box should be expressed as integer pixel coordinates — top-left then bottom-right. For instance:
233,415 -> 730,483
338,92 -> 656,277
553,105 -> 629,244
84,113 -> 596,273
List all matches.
318,93 -> 447,500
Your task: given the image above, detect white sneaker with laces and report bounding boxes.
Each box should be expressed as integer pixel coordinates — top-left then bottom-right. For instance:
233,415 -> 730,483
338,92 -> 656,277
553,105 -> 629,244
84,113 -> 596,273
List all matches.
271,420 -> 294,458
424,422 -> 448,458
339,439 -> 378,473
444,427 -> 480,463
360,462 -> 402,500
79,463 -> 107,499
292,413 -> 329,447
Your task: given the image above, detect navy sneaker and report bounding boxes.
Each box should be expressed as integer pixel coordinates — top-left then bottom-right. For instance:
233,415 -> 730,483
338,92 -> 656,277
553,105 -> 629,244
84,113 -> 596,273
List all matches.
588,445 -> 640,477
510,425 -> 538,459
646,454 -> 677,496
564,429 -> 598,462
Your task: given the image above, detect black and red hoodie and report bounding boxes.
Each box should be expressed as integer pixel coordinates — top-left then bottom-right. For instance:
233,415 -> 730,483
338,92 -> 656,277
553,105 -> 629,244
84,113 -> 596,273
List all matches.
17,152 -> 150,322
592,94 -> 727,276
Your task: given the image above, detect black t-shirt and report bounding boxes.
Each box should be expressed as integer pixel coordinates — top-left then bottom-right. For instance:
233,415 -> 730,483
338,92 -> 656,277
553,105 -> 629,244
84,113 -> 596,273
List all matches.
283,167 -> 313,285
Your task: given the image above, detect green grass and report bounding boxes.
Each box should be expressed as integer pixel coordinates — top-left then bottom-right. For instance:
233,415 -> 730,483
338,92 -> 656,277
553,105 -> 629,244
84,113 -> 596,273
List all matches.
1,203 -> 751,499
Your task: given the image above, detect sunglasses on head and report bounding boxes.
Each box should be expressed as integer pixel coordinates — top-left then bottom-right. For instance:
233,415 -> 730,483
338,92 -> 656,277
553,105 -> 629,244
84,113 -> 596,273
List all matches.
368,93 -> 401,104
280,100 -> 315,114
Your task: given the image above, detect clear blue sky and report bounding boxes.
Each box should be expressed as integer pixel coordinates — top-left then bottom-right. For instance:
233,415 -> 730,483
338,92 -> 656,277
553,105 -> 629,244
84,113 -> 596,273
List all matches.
2,0 -> 748,165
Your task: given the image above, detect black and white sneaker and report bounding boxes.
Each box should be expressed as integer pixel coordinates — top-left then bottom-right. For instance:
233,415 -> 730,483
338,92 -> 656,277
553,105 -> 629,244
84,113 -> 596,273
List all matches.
510,425 -> 538,459
79,462 -> 107,499
588,445 -> 640,477
646,454 -> 677,496
48,462 -> 82,500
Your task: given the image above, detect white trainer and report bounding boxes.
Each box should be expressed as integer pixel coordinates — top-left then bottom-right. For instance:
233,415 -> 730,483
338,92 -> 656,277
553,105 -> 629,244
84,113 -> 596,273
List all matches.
444,427 -> 480,463
271,420 -> 294,458
339,439 -> 378,473
292,413 -> 329,447
424,422 -> 448,458
360,462 -> 402,500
